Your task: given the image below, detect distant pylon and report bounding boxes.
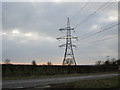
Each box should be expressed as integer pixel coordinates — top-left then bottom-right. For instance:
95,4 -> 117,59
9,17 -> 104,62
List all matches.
57,18 -> 78,65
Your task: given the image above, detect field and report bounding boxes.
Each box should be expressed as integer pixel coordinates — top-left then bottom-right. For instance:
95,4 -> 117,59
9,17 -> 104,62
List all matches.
2,64 -> 118,79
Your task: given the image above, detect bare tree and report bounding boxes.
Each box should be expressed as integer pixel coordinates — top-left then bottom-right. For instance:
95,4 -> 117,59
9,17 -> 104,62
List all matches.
96,60 -> 102,65
47,61 -> 52,65
66,58 -> 73,65
116,59 -> 120,65
4,59 -> 11,64
105,60 -> 111,65
111,58 -> 116,65
31,60 -> 37,65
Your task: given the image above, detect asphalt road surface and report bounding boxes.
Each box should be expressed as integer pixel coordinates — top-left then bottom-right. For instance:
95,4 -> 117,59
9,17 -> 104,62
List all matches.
2,73 -> 118,89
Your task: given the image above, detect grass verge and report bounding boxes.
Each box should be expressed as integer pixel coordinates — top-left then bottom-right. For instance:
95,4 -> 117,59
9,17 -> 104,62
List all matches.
49,76 -> 119,88
3,71 -> 118,80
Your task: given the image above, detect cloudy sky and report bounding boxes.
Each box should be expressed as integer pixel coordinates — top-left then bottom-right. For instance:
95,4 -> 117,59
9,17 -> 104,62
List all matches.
1,1 -> 118,65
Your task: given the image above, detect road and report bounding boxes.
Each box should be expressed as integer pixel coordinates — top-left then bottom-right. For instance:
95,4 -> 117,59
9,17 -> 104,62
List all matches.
2,73 -> 118,89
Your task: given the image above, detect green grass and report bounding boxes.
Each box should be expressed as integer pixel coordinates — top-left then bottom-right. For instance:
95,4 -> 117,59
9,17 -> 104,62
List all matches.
3,71 -> 118,80
50,76 -> 119,88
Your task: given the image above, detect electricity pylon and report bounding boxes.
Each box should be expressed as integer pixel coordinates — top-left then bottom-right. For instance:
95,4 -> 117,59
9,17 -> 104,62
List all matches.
57,18 -> 78,65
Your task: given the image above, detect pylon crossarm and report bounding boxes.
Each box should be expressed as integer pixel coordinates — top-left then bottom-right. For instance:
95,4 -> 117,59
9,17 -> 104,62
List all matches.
72,44 -> 77,48
59,28 -> 67,31
59,28 -> 74,31
69,28 -> 74,30
59,44 -> 66,47
57,35 -> 74,40
56,36 -> 66,40
71,36 -> 78,40
62,35 -> 78,39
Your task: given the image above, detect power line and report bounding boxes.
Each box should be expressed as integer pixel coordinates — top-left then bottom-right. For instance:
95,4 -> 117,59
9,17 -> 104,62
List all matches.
96,1 -> 116,13
80,22 -> 118,36
72,22 -> 118,44
70,1 -> 90,20
78,23 -> 119,41
74,1 -> 113,29
91,35 -> 118,43
76,35 -> 118,60
75,35 -> 118,60
77,35 -> 117,45
75,35 -> 117,63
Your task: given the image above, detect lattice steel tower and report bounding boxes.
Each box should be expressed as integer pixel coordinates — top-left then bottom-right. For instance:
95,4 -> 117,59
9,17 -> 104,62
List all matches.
57,18 -> 78,65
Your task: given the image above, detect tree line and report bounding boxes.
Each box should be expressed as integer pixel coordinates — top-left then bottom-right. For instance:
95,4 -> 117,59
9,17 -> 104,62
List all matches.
4,59 -> 53,66
96,57 -> 120,66
4,57 -> 120,66
2,56 -> 119,79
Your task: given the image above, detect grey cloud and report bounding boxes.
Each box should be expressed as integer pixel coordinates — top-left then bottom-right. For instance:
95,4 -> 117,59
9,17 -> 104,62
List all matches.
2,2 -> 118,65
